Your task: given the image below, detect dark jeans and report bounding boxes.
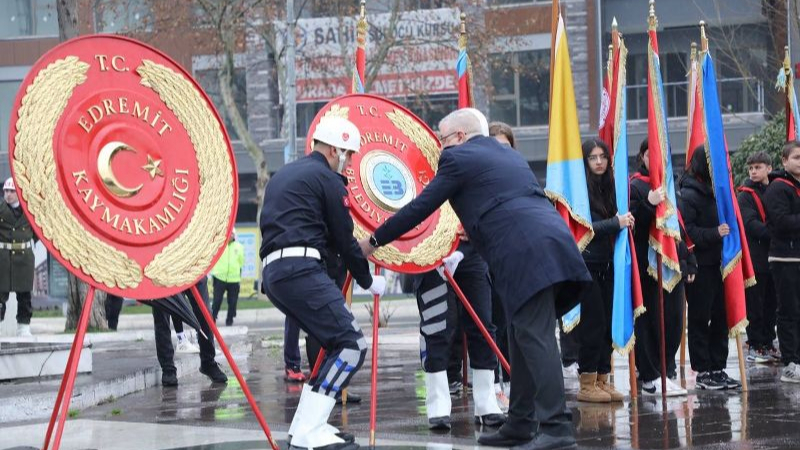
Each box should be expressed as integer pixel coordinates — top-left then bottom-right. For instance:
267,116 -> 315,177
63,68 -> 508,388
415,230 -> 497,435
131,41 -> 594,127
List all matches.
577,265 -> 614,375
686,265 -> 728,373
559,322 -> 579,367
635,275 -> 685,381
500,285 -> 574,440
284,317 -> 302,369
211,277 -> 240,325
745,271 -> 778,349
152,278 -> 216,373
105,294 -> 124,330
0,291 -> 32,324
772,262 -> 800,365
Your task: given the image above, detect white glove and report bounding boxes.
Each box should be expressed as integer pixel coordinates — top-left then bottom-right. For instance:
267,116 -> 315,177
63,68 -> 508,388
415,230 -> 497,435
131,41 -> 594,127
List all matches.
436,250 -> 464,280
367,275 -> 386,297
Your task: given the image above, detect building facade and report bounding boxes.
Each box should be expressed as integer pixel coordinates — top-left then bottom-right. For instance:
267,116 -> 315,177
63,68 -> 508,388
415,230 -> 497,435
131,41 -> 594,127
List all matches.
0,0 -> 788,224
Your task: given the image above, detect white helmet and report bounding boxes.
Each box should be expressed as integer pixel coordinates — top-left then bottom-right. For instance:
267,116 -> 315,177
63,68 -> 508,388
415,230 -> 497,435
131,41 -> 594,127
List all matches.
312,117 -> 361,153
3,177 -> 14,191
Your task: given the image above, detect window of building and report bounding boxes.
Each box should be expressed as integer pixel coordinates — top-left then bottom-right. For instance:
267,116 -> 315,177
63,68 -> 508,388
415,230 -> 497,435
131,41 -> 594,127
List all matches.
403,93 -> 458,129
0,0 -> 57,39
405,0 -> 448,9
626,52 -> 688,120
94,0 -> 153,33
0,81 -> 22,157
195,69 -> 248,141
297,101 -> 328,137
489,49 -> 550,127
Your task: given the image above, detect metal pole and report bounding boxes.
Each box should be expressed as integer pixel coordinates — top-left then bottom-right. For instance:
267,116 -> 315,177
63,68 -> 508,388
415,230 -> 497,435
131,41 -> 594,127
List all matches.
789,0 -> 792,58
286,0 -> 297,161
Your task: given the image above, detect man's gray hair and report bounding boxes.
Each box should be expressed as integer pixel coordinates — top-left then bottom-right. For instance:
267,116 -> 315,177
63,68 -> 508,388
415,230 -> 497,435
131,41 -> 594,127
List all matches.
439,108 -> 488,138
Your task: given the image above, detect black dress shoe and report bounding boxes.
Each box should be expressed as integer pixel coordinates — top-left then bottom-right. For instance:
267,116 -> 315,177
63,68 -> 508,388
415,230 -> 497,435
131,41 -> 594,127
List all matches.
161,370 -> 178,387
475,413 -> 507,427
337,392 -> 361,404
510,433 -> 577,450
200,363 -> 228,384
477,430 -> 533,447
428,416 -> 451,430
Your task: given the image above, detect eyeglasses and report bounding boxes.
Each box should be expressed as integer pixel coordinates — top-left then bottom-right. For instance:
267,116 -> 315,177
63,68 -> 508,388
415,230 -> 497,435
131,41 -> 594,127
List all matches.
588,154 -> 609,162
438,131 -> 460,145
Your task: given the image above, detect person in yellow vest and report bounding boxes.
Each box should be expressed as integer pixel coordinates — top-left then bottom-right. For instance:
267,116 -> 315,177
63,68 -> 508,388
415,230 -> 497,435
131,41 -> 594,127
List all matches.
211,229 -> 245,326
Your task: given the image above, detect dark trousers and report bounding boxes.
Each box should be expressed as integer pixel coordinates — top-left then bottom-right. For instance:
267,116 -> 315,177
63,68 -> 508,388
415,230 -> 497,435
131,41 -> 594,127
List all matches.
635,275 -> 685,381
105,294 -> 124,330
152,278 -> 216,373
559,322 -> 579,367
686,265 -> 728,373
264,258 -> 366,397
211,277 -> 240,325
284,317 -> 302,369
772,262 -> 800,365
305,261 -> 347,371
577,265 -> 614,375
416,268 -> 496,373
0,291 -> 32,324
492,286 -> 511,383
501,286 -> 573,440
745,271 -> 778,349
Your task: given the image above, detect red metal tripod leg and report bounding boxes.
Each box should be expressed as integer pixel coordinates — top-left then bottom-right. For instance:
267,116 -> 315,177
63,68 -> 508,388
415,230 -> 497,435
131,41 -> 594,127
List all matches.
443,268 -> 511,374
44,286 -> 95,450
309,274 -> 353,380
369,266 -> 380,446
42,317 -> 83,450
190,286 -> 279,450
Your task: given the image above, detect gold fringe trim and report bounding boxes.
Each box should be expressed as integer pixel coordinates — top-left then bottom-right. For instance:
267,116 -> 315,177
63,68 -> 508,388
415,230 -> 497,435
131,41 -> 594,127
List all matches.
744,275 -> 757,289
729,318 -> 749,338
634,305 -> 647,320
721,251 -> 742,280
561,317 -> 580,334
613,335 -> 636,356
544,190 -> 596,252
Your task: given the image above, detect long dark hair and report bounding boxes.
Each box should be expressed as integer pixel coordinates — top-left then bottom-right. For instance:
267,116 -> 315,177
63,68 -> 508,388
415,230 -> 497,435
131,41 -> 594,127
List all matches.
582,139 -> 617,218
686,145 -> 710,185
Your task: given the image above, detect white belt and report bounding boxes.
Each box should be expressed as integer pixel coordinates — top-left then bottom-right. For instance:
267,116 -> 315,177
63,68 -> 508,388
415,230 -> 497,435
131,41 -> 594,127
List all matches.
265,247 -> 321,266
0,241 -> 32,250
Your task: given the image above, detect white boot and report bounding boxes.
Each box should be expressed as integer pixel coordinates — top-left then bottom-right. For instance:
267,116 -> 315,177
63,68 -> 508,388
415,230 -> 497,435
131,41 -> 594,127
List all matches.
425,371 -> 451,419
472,369 -> 503,417
16,324 -> 32,337
288,384 -> 344,444
289,387 -> 344,449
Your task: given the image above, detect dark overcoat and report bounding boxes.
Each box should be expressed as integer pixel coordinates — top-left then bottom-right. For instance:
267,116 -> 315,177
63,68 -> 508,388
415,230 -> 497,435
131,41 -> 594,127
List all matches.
0,201 -> 35,292
375,136 -> 591,318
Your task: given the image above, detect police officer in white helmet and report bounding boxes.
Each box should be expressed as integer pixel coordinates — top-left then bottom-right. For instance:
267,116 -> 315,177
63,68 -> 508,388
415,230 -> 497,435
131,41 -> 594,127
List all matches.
260,116 -> 385,450
1,177 -> 37,337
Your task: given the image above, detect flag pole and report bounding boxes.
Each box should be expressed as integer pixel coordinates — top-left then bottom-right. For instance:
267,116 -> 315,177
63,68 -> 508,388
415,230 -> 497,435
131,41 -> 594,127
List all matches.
680,41 -> 697,369
650,0 -> 668,406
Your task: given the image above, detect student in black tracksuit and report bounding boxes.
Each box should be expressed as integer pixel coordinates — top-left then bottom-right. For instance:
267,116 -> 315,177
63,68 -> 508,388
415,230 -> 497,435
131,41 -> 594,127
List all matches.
764,141 -> 800,383
679,147 -> 741,390
630,139 -> 694,396
575,139 -> 628,403
737,151 -> 779,363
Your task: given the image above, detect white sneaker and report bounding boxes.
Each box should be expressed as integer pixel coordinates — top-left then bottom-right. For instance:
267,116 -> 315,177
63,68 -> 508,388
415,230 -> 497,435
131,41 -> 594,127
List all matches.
781,363 -> 800,383
176,340 -> 200,354
16,324 -> 32,337
665,377 -> 688,396
562,363 -> 578,378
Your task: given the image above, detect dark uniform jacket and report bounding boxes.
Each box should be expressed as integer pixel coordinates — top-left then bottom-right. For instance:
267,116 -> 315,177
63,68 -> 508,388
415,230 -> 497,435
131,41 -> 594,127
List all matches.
764,170 -> 800,259
259,152 -> 372,290
737,179 -> 771,272
0,201 -> 35,292
679,176 -> 722,267
374,135 -> 591,318
631,168 -> 697,277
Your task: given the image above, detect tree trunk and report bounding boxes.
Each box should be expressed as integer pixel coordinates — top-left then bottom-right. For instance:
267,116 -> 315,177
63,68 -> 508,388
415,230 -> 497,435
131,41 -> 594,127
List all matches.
65,275 -> 108,331
218,27 -> 270,220
58,0 -> 109,331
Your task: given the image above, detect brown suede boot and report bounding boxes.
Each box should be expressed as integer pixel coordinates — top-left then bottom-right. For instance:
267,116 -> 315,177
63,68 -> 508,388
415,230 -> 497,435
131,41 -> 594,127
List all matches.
577,372 -> 611,403
597,373 -> 625,402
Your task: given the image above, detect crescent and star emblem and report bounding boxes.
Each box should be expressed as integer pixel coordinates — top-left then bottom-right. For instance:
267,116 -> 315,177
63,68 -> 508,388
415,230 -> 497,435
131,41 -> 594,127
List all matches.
97,141 -> 163,198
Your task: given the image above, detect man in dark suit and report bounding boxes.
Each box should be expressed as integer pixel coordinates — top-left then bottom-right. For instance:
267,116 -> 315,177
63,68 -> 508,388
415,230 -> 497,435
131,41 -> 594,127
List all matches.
360,109 -> 589,450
